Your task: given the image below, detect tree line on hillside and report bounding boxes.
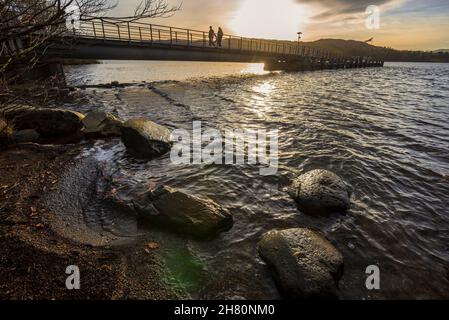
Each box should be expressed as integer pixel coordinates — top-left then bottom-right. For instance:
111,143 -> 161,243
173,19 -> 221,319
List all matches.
305,39 -> 449,63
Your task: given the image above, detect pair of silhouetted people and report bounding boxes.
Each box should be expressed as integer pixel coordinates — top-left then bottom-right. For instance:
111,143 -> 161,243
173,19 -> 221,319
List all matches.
209,26 -> 223,47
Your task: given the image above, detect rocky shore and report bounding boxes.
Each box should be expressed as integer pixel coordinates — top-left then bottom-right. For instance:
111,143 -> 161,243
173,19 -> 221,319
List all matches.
1,83 -> 354,300
0,143 -> 180,299
0,100 -> 187,299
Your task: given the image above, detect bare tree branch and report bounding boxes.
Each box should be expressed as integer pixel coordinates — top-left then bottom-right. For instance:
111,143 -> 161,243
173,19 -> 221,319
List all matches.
0,0 -> 181,106
80,0 -> 182,22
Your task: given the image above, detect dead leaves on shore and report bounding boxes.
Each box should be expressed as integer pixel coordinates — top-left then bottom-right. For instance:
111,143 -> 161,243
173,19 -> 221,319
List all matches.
144,242 -> 160,254
31,207 -> 44,228
1,183 -> 19,193
30,206 -> 38,217
29,206 -> 46,218
147,242 -> 160,250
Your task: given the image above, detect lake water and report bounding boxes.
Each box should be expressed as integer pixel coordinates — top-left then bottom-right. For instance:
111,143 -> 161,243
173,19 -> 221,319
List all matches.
64,60 -> 268,84
64,61 -> 449,299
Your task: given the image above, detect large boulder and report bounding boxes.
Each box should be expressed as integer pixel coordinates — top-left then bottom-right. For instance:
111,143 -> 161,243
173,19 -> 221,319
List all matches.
290,169 -> 350,215
11,129 -> 40,143
258,228 -> 344,299
133,185 -> 233,239
121,118 -> 172,158
12,108 -> 84,137
82,111 -> 122,137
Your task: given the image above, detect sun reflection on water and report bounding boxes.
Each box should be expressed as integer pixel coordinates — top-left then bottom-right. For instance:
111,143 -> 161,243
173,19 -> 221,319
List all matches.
253,81 -> 275,95
249,80 -> 276,117
241,63 -> 268,75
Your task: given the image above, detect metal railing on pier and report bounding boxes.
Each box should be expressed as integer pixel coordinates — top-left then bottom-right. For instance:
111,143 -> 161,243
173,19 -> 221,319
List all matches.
69,18 -> 379,64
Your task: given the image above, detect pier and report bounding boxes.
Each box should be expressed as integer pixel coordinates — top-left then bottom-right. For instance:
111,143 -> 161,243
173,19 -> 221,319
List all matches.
46,18 -> 384,71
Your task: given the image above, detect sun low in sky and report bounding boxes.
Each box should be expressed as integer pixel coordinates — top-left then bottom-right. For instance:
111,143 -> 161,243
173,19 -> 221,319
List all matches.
228,0 -> 311,40
111,0 -> 449,50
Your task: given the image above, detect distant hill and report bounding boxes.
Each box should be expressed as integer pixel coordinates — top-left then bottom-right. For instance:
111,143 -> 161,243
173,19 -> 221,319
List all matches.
433,49 -> 449,53
300,39 -> 449,63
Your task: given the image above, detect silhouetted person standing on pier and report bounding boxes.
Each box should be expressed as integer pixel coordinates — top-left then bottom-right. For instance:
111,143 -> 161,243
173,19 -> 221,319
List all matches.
217,27 -> 224,48
209,26 -> 216,47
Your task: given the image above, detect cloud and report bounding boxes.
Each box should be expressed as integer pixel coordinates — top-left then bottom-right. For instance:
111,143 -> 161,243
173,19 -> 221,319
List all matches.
295,0 -> 396,21
101,0 -> 449,50
108,0 -> 241,31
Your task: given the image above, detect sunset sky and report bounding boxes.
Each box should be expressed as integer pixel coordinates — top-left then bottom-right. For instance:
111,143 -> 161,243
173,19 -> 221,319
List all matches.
110,0 -> 449,51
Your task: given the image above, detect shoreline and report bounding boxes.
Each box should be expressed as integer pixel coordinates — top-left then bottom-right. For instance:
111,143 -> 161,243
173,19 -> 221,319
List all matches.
0,113 -> 183,300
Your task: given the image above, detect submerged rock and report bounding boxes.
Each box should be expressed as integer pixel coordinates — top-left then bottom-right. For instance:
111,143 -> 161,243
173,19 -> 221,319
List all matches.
121,118 -> 172,158
12,129 -> 40,143
83,111 -> 123,137
258,228 -> 344,299
133,185 -> 233,239
12,108 -> 85,137
290,169 -> 350,215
